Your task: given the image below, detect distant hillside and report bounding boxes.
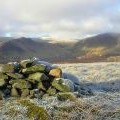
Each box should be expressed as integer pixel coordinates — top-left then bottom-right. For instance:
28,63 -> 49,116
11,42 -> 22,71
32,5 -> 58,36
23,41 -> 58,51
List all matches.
0,37 -> 73,63
0,37 -> 13,43
71,33 -> 120,62
0,33 -> 120,63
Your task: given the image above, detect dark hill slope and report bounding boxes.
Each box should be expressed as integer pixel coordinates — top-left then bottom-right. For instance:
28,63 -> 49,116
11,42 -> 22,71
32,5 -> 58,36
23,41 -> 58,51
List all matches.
73,33 -> 120,57
0,37 -> 72,63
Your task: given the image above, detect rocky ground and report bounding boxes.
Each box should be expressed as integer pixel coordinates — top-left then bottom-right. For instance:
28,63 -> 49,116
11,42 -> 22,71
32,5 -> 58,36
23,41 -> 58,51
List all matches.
0,62 -> 120,120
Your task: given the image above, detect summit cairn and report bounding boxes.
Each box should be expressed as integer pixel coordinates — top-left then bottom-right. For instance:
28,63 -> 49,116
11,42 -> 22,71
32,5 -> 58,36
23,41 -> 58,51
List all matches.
0,57 -> 80,100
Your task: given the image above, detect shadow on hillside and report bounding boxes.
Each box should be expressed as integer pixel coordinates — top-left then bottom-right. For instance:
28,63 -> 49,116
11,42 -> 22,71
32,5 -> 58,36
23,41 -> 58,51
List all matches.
81,79 -> 120,93
62,72 -> 80,85
63,72 -> 120,93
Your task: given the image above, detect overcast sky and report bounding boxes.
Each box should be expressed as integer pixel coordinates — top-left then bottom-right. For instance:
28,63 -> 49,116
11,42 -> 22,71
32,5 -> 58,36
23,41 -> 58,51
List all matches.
0,0 -> 120,39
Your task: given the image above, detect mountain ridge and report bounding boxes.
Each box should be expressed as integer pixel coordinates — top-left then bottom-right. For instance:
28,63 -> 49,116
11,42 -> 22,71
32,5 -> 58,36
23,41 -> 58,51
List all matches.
0,33 -> 120,63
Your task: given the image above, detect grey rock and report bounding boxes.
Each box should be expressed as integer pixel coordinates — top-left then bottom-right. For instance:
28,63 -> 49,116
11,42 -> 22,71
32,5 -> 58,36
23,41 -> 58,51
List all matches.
20,59 -> 33,68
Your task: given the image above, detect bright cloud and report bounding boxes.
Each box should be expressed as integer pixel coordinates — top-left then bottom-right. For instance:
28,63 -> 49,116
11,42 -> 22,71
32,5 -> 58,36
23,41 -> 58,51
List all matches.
0,0 -> 120,39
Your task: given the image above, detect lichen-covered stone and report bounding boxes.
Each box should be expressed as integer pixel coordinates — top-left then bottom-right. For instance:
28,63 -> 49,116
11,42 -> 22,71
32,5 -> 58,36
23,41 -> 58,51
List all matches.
21,89 -> 30,97
8,62 -> 21,72
63,79 -> 75,92
0,91 -> 3,100
42,94 -> 50,99
52,78 -> 72,92
28,72 -> 49,82
0,64 -> 15,73
0,79 -> 6,87
0,73 -> 8,87
0,73 -> 8,79
47,87 -> 56,96
38,90 -> 45,98
20,59 -> 33,68
29,90 -> 35,98
57,92 -> 76,101
34,90 -> 45,98
29,89 -> 45,98
31,58 -> 53,72
11,88 -> 20,97
22,64 -> 46,74
10,79 -> 31,89
49,68 -> 62,78
37,82 -> 46,91
6,73 -> 24,79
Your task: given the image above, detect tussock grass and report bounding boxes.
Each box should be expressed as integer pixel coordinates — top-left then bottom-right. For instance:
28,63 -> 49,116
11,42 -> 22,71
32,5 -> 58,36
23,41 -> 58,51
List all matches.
51,97 -> 120,120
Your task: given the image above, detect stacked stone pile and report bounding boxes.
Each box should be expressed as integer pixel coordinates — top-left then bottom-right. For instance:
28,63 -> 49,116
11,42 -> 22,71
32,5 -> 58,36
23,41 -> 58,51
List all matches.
0,57 -> 76,99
